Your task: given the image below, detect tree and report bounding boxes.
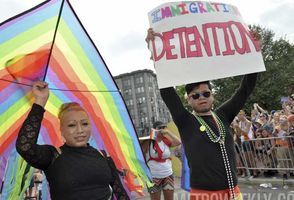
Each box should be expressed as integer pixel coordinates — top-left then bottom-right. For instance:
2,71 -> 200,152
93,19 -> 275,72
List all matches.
175,85 -> 192,112
175,25 -> 294,114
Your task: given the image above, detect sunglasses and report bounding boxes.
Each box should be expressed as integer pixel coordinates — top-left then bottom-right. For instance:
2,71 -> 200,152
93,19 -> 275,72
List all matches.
189,91 -> 211,100
157,126 -> 166,129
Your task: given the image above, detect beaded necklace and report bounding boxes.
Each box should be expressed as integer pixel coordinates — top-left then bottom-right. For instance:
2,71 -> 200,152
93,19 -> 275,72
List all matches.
193,111 -> 236,200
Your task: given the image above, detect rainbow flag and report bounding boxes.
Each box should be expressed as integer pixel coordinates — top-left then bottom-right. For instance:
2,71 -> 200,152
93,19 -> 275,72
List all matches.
149,128 -> 158,140
0,0 -> 152,198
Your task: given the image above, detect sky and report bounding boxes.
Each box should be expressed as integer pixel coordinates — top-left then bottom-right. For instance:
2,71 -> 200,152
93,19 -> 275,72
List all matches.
0,0 -> 293,76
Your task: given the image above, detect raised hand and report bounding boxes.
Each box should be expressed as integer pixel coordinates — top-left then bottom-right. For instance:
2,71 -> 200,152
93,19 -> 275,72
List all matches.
32,81 -> 49,107
145,28 -> 156,60
145,28 -> 155,44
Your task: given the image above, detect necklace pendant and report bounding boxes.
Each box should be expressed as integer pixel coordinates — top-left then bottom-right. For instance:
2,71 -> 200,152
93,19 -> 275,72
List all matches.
200,125 -> 206,132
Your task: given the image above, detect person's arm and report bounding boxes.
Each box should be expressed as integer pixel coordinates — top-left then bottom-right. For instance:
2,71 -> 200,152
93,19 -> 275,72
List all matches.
140,140 -> 150,156
232,118 -> 241,137
107,156 -> 130,200
161,129 -> 181,147
160,87 -> 189,122
217,73 -> 258,122
16,81 -> 58,170
233,125 -> 243,137
255,103 -> 267,114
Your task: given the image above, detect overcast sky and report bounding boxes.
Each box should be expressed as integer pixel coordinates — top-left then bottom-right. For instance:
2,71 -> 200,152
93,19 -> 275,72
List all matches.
1,0 -> 293,76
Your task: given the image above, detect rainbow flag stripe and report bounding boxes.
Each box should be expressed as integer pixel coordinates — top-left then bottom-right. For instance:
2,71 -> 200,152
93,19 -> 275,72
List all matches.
0,0 -> 151,197
149,128 -> 158,140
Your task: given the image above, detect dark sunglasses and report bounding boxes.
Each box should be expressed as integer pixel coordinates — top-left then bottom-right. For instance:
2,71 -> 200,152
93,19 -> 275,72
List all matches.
190,91 -> 211,100
157,125 -> 166,129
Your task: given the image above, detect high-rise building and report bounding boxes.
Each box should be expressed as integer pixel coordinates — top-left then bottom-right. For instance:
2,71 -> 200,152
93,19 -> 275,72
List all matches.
114,69 -> 171,137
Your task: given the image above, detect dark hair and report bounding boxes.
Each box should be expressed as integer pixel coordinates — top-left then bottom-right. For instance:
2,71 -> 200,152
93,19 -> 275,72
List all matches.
260,113 -> 269,120
185,81 -> 212,95
262,124 -> 273,133
153,121 -> 166,129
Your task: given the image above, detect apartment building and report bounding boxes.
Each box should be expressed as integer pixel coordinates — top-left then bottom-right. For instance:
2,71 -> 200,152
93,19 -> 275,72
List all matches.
114,69 -> 171,137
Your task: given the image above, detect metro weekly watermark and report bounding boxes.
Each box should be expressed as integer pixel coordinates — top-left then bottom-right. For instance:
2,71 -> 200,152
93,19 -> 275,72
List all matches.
173,191 -> 294,200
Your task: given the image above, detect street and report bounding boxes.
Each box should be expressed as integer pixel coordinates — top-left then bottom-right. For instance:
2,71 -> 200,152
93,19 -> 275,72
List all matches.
136,177 -> 294,200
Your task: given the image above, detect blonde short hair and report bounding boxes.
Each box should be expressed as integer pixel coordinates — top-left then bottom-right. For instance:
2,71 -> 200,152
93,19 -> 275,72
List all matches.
58,102 -> 87,121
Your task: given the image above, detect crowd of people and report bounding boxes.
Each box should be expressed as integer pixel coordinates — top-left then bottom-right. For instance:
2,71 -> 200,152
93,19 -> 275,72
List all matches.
232,95 -> 294,178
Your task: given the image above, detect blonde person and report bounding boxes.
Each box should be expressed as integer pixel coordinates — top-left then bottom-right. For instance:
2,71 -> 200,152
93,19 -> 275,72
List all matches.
141,121 -> 181,200
16,81 -> 129,200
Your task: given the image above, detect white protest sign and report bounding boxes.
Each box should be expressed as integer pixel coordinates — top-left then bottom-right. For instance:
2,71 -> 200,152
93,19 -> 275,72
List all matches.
148,1 -> 266,88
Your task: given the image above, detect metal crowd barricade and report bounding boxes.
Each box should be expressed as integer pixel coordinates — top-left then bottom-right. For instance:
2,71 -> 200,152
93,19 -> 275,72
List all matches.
235,136 -> 294,174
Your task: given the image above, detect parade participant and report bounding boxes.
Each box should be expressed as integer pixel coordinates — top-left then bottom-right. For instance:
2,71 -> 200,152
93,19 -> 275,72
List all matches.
16,81 -> 129,200
146,28 -> 258,200
234,110 -> 258,177
141,121 -> 181,200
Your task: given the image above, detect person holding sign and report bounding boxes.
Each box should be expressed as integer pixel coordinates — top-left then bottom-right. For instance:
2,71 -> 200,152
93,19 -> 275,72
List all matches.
140,121 -> 181,200
146,28 -> 259,200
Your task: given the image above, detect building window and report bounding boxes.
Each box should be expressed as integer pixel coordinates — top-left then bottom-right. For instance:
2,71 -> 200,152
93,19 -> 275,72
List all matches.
123,79 -> 131,87
141,117 -> 148,123
129,108 -> 134,116
124,89 -> 129,95
136,76 -> 144,84
139,107 -> 147,116
126,99 -> 134,106
137,87 -> 144,93
137,97 -> 146,104
124,89 -> 132,96
149,86 -> 153,92
149,77 -> 153,82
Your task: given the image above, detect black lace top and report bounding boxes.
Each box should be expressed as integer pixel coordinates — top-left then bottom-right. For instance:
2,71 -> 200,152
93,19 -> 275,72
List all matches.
16,103 -> 129,200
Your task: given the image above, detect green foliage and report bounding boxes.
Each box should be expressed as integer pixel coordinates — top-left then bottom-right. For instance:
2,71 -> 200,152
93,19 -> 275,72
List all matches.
175,25 -> 294,114
175,85 -> 192,112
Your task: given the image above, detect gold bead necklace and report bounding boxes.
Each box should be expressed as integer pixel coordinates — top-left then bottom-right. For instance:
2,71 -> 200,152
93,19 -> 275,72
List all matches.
193,111 -> 236,199
193,111 -> 226,143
